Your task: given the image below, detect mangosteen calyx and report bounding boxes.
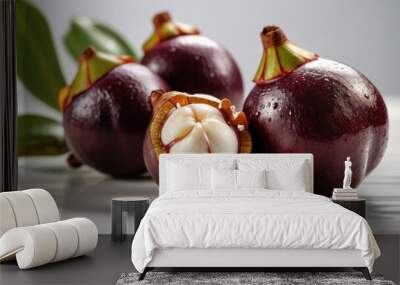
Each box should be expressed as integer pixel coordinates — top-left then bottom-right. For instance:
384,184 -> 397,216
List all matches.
58,47 -> 135,112
253,26 -> 318,84
142,11 -> 200,53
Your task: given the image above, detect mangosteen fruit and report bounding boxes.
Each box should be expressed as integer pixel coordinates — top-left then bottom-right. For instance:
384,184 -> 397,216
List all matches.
143,90 -> 252,182
60,48 -> 169,177
243,26 -> 388,196
141,11 -> 245,108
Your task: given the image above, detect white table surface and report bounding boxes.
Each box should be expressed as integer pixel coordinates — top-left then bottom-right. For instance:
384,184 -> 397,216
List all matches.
17,98 -> 400,235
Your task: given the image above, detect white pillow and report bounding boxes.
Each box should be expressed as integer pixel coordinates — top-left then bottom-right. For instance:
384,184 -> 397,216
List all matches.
211,169 -> 267,191
236,169 -> 267,189
211,168 -> 236,190
167,163 -> 211,191
238,159 -> 308,191
267,161 -> 307,191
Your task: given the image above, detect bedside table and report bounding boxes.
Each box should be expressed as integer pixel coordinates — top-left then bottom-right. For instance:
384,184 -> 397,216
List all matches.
331,198 -> 366,218
111,197 -> 150,242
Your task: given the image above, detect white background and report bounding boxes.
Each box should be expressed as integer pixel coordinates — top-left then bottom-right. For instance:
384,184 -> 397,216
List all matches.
18,0 -> 400,117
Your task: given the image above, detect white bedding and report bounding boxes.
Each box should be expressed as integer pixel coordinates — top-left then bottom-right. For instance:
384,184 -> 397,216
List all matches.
131,190 -> 380,273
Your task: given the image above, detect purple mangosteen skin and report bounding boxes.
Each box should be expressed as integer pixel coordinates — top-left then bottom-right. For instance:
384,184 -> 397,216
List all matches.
244,58 -> 388,196
141,35 -> 245,108
63,63 -> 169,178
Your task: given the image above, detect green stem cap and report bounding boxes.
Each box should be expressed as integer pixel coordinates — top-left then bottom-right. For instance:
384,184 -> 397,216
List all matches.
253,26 -> 318,84
142,11 -> 200,53
59,47 -> 134,111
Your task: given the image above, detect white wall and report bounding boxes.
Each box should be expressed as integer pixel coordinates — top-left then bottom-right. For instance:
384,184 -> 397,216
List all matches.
24,0 -> 400,92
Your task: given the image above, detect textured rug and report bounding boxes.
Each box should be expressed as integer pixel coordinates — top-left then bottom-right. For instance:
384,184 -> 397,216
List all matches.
116,272 -> 396,285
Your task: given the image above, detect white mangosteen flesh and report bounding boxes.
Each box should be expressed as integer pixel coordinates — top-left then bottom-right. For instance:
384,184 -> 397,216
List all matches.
160,103 -> 239,153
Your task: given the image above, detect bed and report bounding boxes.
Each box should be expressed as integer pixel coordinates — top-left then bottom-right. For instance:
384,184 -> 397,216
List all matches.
131,154 -> 380,280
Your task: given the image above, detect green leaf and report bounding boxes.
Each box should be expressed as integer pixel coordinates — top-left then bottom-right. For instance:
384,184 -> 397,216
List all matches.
18,114 -> 68,156
64,16 -> 139,61
16,0 -> 66,110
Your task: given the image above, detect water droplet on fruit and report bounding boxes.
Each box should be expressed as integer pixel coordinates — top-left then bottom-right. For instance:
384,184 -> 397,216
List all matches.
255,111 -> 260,117
289,110 -> 292,116
273,102 -> 279,109
267,102 -> 271,107
260,104 -> 265,109
324,78 -> 330,82
364,93 -> 370,99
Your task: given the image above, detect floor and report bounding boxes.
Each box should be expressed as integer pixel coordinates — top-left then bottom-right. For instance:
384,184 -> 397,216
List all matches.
1,235 -> 398,285
0,235 -> 133,285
